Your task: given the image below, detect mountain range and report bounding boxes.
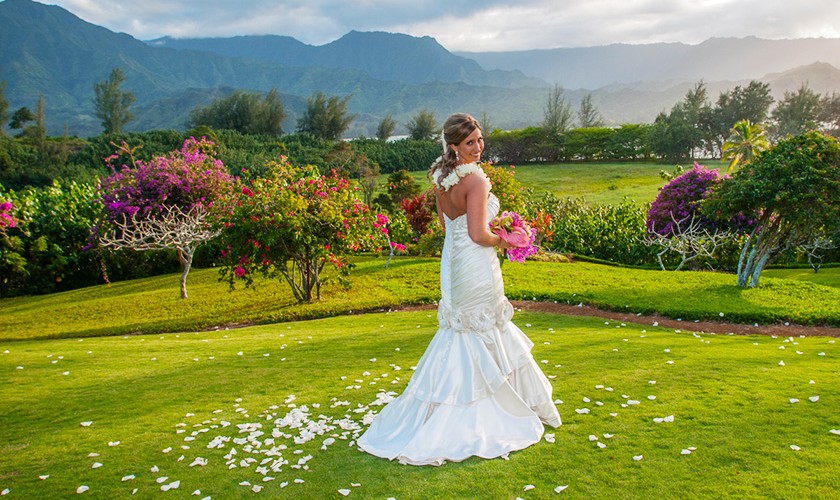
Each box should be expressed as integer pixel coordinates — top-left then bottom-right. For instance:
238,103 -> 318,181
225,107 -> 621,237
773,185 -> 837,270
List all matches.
1,0 -> 840,138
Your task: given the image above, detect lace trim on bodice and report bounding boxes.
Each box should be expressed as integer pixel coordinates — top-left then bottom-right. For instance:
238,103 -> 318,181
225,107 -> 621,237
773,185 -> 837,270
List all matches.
437,299 -> 514,335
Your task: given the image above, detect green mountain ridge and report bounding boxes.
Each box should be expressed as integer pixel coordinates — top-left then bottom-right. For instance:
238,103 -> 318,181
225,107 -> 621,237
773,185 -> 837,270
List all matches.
1,0 -> 839,138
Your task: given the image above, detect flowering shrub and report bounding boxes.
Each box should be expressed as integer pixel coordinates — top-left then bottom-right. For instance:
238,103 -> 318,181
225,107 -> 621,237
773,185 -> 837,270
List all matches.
646,163 -> 723,236
95,137 -> 235,298
0,201 -> 15,231
481,162 -> 526,214
99,137 -> 234,222
217,158 -> 398,302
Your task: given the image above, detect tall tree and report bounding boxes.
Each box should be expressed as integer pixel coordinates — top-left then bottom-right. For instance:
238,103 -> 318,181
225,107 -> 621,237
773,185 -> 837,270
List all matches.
577,93 -> 604,128
818,92 -> 840,137
376,115 -> 396,141
479,111 -> 494,134
189,89 -> 285,136
721,119 -> 769,172
650,82 -> 710,161
771,84 -> 821,139
34,94 -> 46,155
703,132 -> 840,287
8,107 -> 34,134
542,84 -> 573,137
0,82 -> 8,136
92,67 -> 135,135
296,92 -> 355,141
406,109 -> 438,141
710,81 -> 774,153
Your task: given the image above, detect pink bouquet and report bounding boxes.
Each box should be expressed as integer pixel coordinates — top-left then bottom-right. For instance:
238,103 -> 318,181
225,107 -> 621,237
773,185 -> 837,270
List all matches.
489,211 -> 538,263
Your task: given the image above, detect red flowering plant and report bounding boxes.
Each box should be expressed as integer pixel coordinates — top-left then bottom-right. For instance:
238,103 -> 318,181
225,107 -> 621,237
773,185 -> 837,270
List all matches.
94,137 -> 235,298
217,157 -> 400,302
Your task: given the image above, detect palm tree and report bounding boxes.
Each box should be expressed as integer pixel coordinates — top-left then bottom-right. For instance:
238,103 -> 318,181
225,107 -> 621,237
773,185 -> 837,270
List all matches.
721,119 -> 769,172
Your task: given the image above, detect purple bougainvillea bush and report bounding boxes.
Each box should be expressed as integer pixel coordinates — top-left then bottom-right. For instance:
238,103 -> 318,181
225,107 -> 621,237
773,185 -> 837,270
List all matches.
646,162 -> 723,236
98,137 -> 235,223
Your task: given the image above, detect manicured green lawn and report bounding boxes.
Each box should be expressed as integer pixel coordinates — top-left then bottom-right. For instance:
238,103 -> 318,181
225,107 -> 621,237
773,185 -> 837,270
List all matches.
2,259 -> 839,342
2,309 -> 838,499
388,160 -> 728,206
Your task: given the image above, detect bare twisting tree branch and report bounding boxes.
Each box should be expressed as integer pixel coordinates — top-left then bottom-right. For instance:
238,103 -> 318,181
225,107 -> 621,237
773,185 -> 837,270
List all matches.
99,204 -> 219,298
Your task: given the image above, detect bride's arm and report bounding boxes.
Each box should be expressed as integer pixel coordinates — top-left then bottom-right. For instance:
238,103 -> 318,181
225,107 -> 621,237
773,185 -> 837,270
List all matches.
460,174 -> 509,248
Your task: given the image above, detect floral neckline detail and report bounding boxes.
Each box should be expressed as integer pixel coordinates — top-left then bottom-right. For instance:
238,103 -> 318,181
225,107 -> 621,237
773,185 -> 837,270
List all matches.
435,162 -> 486,192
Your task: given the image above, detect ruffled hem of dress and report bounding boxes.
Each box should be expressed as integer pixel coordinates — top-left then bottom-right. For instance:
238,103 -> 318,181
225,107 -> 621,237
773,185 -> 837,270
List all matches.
357,380 -> 546,466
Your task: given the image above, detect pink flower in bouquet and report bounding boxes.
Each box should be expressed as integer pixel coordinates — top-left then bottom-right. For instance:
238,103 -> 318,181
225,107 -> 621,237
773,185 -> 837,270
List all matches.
489,211 -> 538,263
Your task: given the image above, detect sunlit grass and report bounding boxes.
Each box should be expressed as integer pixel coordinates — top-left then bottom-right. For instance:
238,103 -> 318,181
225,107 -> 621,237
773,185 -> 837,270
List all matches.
1,310 -> 837,498
2,259 -> 838,342
384,160 -> 728,206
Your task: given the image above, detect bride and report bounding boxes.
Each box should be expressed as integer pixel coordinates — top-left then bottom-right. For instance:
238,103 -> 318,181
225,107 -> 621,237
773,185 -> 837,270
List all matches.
358,113 -> 561,466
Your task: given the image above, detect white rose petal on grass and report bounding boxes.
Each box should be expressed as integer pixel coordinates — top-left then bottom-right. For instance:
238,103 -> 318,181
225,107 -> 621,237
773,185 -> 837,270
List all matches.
588,435 -> 598,442
603,433 -> 614,439
108,441 -> 120,447
91,462 -> 103,469
829,429 -> 840,436
790,445 -> 801,451
156,477 -> 169,484
575,408 -> 590,414
76,485 -> 89,494
338,489 -> 351,497
779,360 -> 785,366
633,455 -> 643,461
597,442 -> 607,449
680,449 -> 692,455
1,489 -> 8,496
39,475 -> 49,480
809,396 -> 820,403
790,398 -> 800,404
80,421 -> 93,427
544,433 -> 556,443
523,485 -> 535,491
121,475 -> 135,482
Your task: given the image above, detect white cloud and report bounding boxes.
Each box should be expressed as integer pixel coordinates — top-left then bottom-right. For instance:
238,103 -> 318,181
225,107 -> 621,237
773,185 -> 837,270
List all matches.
46,0 -> 840,49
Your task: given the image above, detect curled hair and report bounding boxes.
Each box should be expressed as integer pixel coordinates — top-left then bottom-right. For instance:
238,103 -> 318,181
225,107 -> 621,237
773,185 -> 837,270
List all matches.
429,113 -> 482,189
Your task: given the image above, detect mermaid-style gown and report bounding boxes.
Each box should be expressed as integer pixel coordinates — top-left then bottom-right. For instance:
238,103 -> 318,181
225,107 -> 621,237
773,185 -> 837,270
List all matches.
358,191 -> 561,466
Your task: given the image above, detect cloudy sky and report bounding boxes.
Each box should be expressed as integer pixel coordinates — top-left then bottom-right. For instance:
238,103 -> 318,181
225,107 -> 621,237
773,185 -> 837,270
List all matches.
46,0 -> 840,52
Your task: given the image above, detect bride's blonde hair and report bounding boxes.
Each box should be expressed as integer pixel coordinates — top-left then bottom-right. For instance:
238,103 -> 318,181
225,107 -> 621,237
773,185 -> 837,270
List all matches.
429,113 -> 482,189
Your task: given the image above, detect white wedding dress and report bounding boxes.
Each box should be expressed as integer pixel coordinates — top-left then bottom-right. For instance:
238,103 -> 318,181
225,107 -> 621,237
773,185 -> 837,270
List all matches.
358,165 -> 561,466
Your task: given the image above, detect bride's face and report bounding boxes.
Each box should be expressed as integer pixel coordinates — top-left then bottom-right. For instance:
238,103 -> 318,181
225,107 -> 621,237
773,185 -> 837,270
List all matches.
452,128 -> 484,164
